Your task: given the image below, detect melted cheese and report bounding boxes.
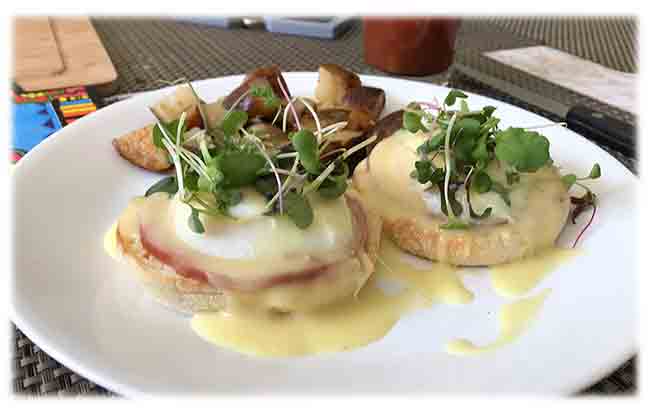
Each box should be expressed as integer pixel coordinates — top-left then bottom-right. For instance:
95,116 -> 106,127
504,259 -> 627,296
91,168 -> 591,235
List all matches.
445,288 -> 551,355
491,248 -> 578,297
172,189 -> 354,260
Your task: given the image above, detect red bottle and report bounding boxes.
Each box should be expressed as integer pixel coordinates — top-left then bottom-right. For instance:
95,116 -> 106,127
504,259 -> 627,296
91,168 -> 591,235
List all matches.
363,17 -> 460,76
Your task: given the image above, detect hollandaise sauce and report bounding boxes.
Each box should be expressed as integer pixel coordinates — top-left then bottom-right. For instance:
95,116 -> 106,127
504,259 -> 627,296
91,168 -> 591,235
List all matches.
490,248 -> 578,298
191,237 -> 470,357
104,194 -> 575,359
375,237 -> 473,306
103,221 -> 121,261
445,288 -> 552,355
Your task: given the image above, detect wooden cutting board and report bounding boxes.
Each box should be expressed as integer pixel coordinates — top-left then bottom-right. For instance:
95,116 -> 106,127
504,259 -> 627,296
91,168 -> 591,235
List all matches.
14,17 -> 118,91
13,17 -> 65,79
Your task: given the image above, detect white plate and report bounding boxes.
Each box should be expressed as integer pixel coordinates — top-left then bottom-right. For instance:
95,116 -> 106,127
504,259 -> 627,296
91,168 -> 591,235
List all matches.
11,73 -> 637,396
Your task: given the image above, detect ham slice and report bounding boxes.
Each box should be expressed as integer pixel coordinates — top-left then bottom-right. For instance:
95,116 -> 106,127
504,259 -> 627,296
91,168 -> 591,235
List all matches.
136,193 -> 370,292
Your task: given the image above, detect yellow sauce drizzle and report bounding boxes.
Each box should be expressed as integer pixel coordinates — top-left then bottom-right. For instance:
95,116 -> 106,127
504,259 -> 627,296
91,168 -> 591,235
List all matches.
190,238 -> 471,358
104,207 -> 568,359
103,222 -> 121,261
445,288 -> 552,356
376,237 -> 473,306
191,281 -> 423,357
490,248 -> 578,298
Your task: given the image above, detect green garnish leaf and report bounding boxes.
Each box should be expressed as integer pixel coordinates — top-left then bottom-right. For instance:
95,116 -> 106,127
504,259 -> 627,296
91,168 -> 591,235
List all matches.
495,127 -> 551,173
214,151 -> 266,188
414,160 -> 435,184
284,191 -> 314,229
221,110 -> 248,138
430,168 -> 445,184
506,171 -> 520,186
403,111 -> 426,133
254,175 -> 279,199
471,171 -> 492,193
441,221 -> 470,230
214,185 -> 242,210
438,183 -> 463,216
145,176 -> 178,197
480,116 -> 500,135
249,85 -> 280,109
188,207 -> 205,234
152,120 -> 180,149
184,171 -> 199,191
418,131 -> 445,154
482,106 -> 496,118
318,162 -> 349,199
455,118 -> 481,138
198,165 -> 224,193
589,163 -> 601,179
453,118 -> 482,162
562,174 -> 577,190
471,133 -> 489,164
491,181 -> 511,206
444,90 -> 468,106
460,100 -> 470,114
292,129 -> 321,174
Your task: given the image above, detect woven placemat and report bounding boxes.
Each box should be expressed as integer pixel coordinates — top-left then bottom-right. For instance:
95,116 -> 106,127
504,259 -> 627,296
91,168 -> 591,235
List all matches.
12,17 -> 637,397
453,18 -> 636,126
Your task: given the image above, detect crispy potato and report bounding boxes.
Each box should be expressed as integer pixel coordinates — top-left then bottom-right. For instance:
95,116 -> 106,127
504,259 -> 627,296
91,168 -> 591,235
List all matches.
341,86 -> 386,131
113,124 -> 172,172
150,85 -> 201,123
286,97 -> 317,128
223,66 -> 289,120
300,108 -> 363,148
202,99 -> 227,128
347,109 -> 375,132
369,109 -> 405,142
247,122 -> 290,150
314,64 -> 361,108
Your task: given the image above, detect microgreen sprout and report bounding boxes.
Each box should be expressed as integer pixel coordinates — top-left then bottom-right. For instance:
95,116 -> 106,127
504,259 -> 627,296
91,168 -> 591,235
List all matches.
276,76 -> 301,131
249,85 -> 280,109
403,88 -> 601,235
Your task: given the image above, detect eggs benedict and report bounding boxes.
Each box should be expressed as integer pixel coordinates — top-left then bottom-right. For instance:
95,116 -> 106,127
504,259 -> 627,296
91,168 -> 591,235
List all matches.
353,91 -> 600,265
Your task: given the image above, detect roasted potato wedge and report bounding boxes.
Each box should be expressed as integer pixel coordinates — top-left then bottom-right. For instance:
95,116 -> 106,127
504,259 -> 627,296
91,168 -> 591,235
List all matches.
300,108 -> 363,148
314,64 -> 361,108
368,109 -> 405,142
114,87 -> 207,173
201,99 -> 227,128
113,124 -> 172,172
286,97 -> 317,128
150,85 -> 201,123
223,66 -> 289,120
341,86 -> 386,131
247,122 -> 290,150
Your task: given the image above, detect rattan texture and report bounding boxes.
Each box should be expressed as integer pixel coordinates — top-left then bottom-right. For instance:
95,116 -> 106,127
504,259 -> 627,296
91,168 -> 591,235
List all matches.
12,17 -> 636,397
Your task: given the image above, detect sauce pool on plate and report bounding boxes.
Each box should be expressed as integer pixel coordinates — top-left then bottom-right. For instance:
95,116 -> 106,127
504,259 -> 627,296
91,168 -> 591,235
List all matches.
103,223 -> 576,358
